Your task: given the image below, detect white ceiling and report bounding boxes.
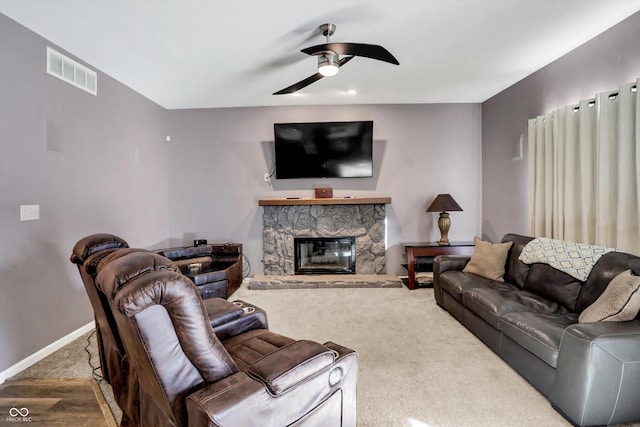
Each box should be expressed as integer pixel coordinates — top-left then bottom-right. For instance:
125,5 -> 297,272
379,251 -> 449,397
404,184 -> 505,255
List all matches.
2,1 -> 640,109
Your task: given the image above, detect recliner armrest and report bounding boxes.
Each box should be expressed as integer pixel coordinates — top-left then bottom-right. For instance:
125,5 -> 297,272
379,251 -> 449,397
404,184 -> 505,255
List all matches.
248,340 -> 336,395
205,299 -> 269,340
203,298 -> 244,328
187,348 -> 357,427
186,372 -> 263,427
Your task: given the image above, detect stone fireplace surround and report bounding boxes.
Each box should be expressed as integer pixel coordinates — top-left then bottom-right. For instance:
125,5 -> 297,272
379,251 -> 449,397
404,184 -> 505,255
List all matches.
260,198 -> 390,276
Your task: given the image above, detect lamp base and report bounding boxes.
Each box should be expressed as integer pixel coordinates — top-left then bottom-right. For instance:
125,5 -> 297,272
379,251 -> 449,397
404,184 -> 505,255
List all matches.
437,212 -> 451,246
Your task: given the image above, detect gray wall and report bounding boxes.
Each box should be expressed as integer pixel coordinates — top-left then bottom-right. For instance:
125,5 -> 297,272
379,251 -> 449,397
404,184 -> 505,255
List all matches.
166,104 -> 482,278
482,11 -> 640,242
0,15 -> 170,374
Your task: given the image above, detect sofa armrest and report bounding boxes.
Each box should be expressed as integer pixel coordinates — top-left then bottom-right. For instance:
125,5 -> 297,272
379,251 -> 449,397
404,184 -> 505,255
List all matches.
549,320 -> 640,426
248,340 -> 335,395
433,255 -> 471,307
434,255 -> 471,273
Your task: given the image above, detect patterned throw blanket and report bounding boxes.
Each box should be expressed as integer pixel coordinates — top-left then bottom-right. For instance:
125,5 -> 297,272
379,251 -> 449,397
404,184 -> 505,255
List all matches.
518,237 -> 616,281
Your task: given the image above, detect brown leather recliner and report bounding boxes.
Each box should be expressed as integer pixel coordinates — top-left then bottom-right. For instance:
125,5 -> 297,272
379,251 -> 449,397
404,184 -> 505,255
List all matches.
155,243 -> 243,299
95,250 -> 358,427
70,234 -> 270,426
70,234 -> 141,426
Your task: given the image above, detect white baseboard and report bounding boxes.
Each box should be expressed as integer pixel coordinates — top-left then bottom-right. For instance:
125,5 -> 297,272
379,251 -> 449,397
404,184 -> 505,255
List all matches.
0,321 -> 95,384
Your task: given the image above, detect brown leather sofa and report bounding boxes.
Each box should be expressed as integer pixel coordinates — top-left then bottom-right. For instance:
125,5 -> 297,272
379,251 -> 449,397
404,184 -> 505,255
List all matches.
155,243 -> 243,299
70,234 -> 268,426
434,233 -> 640,426
95,249 -> 358,427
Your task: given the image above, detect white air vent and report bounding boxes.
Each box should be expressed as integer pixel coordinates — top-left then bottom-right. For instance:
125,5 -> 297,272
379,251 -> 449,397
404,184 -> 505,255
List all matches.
46,47 -> 97,95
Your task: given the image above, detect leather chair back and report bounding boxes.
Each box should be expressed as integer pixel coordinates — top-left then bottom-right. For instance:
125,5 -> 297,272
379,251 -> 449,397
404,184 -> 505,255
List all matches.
96,251 -> 238,426
71,234 -> 159,426
70,233 -> 130,381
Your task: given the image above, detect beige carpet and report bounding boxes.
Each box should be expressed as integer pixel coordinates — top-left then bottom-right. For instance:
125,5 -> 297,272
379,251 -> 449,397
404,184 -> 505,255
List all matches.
12,283 -> 640,426
231,283 -> 572,427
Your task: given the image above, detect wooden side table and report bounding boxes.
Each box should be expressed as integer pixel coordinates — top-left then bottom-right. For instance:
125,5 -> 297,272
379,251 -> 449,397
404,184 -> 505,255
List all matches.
402,242 -> 475,290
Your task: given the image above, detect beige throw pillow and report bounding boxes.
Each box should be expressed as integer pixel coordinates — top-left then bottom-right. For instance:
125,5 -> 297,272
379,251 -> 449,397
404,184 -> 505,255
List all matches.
578,270 -> 640,323
462,237 -> 513,282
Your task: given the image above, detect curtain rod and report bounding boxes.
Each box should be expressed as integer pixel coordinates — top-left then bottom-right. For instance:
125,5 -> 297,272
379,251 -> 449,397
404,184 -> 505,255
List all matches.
535,82 -> 638,118
570,84 -> 638,113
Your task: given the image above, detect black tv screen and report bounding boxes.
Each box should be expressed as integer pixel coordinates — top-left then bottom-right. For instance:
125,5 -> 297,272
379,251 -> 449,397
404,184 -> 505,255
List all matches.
274,121 -> 373,179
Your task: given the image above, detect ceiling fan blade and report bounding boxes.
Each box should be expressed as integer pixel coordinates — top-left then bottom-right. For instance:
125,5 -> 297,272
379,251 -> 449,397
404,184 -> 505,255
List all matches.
273,56 -> 354,95
273,73 -> 324,95
302,42 -> 399,65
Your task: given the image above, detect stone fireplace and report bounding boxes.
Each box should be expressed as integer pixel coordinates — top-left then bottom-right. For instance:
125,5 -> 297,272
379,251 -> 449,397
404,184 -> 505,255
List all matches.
260,198 -> 390,276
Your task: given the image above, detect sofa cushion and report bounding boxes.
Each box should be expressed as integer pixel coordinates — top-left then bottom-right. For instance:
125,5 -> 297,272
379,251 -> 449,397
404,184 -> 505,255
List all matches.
523,264 -> 582,312
438,270 -> 498,304
576,252 -> 640,312
578,270 -> 640,323
499,312 -> 578,368
501,234 -> 534,289
462,285 -> 566,329
462,237 -> 513,282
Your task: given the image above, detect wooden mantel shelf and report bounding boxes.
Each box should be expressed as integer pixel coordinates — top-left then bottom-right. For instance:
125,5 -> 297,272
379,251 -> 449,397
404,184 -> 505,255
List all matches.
258,197 -> 391,206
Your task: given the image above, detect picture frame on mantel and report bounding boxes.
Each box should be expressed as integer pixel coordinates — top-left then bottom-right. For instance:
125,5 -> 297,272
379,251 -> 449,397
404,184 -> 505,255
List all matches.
314,187 -> 333,198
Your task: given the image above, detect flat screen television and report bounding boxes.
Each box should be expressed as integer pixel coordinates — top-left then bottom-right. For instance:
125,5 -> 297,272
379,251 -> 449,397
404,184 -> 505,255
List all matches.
273,120 -> 373,179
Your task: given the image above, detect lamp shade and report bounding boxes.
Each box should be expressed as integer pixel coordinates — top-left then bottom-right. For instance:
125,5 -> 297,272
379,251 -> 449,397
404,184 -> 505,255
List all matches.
426,194 -> 463,212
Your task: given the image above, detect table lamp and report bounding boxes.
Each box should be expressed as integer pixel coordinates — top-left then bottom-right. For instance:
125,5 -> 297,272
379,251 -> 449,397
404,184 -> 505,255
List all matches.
426,194 -> 463,245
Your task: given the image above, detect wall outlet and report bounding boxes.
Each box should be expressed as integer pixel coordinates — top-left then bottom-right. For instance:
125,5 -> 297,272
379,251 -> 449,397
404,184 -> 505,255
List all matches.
20,204 -> 40,221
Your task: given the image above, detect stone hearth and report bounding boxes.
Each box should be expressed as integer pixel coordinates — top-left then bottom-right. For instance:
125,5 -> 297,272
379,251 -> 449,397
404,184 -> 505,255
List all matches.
262,203 -> 387,275
250,274 -> 403,289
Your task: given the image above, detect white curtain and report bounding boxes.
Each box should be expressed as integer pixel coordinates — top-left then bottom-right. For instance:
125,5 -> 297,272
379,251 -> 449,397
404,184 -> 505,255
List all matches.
528,78 -> 640,255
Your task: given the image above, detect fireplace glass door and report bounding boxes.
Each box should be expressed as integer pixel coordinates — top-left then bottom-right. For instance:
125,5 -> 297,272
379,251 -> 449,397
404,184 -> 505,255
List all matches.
294,237 -> 356,274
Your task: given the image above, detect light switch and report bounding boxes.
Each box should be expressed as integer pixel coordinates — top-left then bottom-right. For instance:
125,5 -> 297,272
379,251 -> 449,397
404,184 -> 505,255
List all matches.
20,205 -> 40,221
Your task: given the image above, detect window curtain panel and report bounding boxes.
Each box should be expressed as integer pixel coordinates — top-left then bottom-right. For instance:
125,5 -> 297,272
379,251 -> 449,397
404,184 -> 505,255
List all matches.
527,78 -> 640,255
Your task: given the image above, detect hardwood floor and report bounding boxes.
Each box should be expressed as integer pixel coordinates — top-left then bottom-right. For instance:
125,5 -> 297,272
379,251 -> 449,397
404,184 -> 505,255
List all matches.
0,378 -> 117,427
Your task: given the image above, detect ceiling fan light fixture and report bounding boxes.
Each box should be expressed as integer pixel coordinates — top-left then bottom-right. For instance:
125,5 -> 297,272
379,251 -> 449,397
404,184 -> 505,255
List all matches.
273,22 -> 399,95
318,53 -> 339,77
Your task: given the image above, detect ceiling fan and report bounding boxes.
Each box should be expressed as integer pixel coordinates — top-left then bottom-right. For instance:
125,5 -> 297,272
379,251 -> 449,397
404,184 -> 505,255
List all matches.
273,23 -> 400,95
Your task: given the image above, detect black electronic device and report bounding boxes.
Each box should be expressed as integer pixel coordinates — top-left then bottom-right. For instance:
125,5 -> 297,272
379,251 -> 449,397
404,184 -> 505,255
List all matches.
273,120 -> 373,179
